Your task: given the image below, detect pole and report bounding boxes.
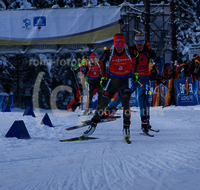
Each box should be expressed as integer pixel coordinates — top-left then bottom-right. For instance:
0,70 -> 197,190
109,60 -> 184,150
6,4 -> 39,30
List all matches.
144,0 -> 150,41
170,0 -> 177,62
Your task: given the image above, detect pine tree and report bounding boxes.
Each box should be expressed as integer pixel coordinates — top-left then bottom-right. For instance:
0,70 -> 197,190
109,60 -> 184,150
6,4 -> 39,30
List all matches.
175,0 -> 200,61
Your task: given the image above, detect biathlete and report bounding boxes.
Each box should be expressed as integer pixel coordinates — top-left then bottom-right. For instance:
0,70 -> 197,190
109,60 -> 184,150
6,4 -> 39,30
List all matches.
104,31 -> 164,134
81,33 -> 140,142
81,53 -> 103,114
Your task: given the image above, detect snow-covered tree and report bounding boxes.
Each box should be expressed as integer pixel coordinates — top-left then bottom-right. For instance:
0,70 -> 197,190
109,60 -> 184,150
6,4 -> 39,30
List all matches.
0,0 -> 6,10
175,0 -> 200,61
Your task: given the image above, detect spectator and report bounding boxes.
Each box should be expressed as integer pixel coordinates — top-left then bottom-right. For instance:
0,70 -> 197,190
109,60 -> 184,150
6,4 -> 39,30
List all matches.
174,65 -> 182,79
167,66 -> 175,79
150,65 -> 158,81
180,62 -> 189,78
189,54 -> 199,76
162,63 -> 171,79
192,58 -> 200,81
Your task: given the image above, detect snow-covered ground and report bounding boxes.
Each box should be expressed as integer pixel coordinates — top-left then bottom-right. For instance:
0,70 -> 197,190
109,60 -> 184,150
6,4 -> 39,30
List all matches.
0,106 -> 200,190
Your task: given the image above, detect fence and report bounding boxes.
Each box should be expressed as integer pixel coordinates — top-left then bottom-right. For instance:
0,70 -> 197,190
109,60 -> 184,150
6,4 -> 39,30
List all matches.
130,77 -> 200,107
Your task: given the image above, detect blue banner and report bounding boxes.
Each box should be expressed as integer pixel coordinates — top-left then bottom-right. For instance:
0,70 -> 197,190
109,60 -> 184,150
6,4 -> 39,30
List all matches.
130,89 -> 138,107
175,77 -> 198,106
92,92 -> 98,110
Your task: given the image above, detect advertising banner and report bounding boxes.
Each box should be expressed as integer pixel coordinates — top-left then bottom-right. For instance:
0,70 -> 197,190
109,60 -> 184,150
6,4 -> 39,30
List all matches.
188,43 -> 200,60
152,83 -> 160,107
163,79 -> 173,108
160,82 -> 167,106
92,90 -> 98,110
0,7 -> 120,45
130,90 -> 138,107
175,77 -> 198,106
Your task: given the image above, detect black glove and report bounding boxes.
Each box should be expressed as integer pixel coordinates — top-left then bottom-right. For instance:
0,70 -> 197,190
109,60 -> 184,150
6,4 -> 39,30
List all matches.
156,75 -> 166,85
79,85 -> 83,94
100,77 -> 108,88
81,67 -> 87,74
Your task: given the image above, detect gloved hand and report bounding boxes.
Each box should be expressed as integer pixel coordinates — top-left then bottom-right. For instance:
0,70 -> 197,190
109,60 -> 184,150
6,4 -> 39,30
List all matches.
100,77 -> 108,88
132,72 -> 139,82
156,75 -> 166,85
79,86 -> 83,94
81,67 -> 87,74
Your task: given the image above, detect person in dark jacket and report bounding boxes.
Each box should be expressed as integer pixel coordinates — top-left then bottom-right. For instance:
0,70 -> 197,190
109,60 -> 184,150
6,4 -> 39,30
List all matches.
150,65 -> 158,81
192,58 -> 200,81
67,66 -> 83,112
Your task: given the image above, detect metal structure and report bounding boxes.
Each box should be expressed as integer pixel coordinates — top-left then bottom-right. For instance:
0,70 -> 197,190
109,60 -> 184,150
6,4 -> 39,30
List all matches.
0,43 -> 113,55
120,1 -> 171,59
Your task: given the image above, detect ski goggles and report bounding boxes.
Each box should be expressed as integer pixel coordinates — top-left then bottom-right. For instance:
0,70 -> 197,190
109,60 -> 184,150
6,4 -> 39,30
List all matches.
134,36 -> 145,44
114,43 -> 125,47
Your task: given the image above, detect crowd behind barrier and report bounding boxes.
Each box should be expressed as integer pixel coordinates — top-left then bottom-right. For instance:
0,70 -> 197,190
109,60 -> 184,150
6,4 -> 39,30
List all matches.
128,54 -> 200,107
130,77 -> 200,107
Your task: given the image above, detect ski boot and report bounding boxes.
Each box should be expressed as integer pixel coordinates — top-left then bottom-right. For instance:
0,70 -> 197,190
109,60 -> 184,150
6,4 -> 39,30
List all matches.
123,121 -> 131,143
87,107 -> 93,115
141,117 -> 154,137
82,118 -> 98,138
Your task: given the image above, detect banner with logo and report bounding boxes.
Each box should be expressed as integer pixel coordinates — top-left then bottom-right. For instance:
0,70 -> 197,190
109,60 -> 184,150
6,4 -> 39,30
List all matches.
152,83 -> 160,107
92,90 -> 98,110
175,77 -> 198,106
188,43 -> 200,60
160,82 -> 168,106
0,7 -> 120,45
130,90 -> 138,107
163,79 -> 173,108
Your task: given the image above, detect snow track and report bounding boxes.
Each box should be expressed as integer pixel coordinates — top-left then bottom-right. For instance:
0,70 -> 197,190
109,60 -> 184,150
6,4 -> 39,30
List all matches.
0,106 -> 200,190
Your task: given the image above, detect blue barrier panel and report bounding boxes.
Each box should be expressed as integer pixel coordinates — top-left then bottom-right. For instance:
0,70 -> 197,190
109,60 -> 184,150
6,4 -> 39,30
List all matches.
130,89 -> 138,107
92,92 -> 98,110
1,104 -> 11,112
175,77 -> 198,106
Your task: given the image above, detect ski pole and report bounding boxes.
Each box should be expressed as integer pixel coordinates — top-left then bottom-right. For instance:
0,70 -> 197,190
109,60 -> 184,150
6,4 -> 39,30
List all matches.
72,69 -> 80,89
137,81 -> 151,95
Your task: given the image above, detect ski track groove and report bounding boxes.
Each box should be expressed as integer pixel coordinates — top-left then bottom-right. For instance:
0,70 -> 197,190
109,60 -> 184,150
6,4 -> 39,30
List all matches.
101,147 -> 115,190
80,149 -> 92,190
119,151 -> 160,185
109,145 -> 133,183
